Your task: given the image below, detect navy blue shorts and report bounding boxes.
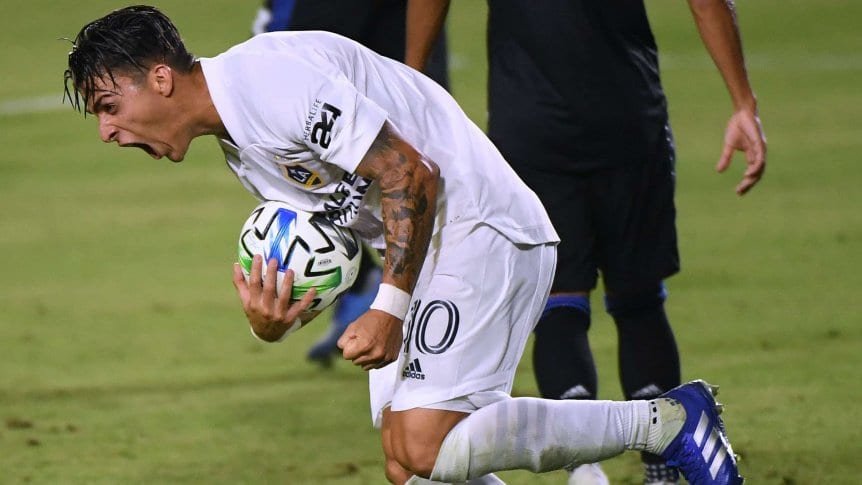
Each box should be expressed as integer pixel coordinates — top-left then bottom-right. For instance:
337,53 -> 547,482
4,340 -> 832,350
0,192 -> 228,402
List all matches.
510,152 -> 679,295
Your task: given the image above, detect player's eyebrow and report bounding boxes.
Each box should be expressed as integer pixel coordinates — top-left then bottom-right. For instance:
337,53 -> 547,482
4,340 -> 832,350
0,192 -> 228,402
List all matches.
91,93 -> 108,115
86,94 -> 104,115
87,90 -> 117,115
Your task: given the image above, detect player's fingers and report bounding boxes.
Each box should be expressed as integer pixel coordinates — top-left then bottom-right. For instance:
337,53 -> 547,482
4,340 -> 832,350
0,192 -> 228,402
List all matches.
746,139 -> 765,167
336,323 -> 354,350
349,340 -> 391,368
340,339 -> 361,360
232,263 -> 250,306
284,284 -> 316,321
716,143 -> 735,173
362,353 -> 398,371
736,175 -> 758,195
364,355 -> 396,371
737,145 -> 766,194
744,155 -> 766,176
297,286 -> 317,312
736,180 -> 751,195
276,269 -> 295,315
248,255 -> 263,298
261,257 -> 279,303
350,352 -> 380,368
736,164 -> 765,195
339,329 -> 366,361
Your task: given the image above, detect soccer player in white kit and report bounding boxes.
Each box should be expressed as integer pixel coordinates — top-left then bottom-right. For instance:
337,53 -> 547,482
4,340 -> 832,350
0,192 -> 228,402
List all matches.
64,6 -> 743,485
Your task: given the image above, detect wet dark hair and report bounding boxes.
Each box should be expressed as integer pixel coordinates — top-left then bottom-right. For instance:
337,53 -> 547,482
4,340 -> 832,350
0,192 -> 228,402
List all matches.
63,5 -> 195,113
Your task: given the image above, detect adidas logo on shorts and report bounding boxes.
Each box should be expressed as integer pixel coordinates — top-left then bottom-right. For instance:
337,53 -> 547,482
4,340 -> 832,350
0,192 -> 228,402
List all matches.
402,358 -> 426,380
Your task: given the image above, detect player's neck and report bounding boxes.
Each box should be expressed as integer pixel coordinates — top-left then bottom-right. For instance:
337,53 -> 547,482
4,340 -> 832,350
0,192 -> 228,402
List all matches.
177,62 -> 228,139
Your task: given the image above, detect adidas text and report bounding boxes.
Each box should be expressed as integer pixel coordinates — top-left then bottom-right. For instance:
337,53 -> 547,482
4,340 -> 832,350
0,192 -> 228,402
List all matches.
402,358 -> 426,380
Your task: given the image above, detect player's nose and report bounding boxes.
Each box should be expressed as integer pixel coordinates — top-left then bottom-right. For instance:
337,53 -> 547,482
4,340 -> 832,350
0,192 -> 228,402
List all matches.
98,116 -> 118,143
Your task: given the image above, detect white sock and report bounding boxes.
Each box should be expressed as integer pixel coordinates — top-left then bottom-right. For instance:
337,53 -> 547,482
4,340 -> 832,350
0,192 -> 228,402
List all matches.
430,397 -> 653,482
405,473 -> 506,484
645,397 -> 686,455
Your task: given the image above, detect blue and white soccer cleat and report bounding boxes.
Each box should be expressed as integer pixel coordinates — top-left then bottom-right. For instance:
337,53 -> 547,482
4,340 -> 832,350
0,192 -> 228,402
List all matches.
658,380 -> 744,485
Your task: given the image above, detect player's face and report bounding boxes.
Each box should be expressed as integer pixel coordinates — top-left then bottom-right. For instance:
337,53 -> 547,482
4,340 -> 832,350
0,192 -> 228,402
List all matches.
86,68 -> 191,162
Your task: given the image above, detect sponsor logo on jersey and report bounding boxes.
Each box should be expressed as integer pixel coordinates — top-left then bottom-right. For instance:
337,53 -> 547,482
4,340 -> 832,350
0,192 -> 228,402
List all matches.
302,99 -> 323,141
323,172 -> 373,227
402,358 -> 426,380
305,102 -> 342,149
403,299 -> 460,355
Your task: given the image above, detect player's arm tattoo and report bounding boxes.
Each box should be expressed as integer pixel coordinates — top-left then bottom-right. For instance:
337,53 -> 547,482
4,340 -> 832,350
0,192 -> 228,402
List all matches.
354,122 -> 439,293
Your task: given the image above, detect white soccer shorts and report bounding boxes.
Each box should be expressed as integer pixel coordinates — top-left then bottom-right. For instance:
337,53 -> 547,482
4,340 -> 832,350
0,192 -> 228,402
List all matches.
369,221 -> 557,427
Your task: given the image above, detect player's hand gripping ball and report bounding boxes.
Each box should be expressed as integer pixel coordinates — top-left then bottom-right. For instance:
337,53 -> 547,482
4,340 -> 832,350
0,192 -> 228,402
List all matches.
238,200 -> 362,313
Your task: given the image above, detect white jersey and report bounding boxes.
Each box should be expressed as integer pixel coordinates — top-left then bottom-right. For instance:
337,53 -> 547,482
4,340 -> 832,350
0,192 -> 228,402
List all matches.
200,31 -> 558,250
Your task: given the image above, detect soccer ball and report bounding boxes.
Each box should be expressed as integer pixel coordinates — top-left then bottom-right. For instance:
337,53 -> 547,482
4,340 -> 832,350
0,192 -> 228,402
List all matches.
237,200 -> 362,313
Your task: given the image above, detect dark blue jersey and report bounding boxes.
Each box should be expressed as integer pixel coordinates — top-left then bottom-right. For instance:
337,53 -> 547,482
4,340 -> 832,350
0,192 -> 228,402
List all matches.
487,0 -> 672,171
264,0 -> 449,89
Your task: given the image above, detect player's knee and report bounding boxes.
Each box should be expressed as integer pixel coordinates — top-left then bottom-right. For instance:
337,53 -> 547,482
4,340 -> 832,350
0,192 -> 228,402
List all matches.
542,292 -> 590,318
389,409 -> 464,479
384,456 -> 413,484
392,437 -> 441,479
604,283 -> 667,318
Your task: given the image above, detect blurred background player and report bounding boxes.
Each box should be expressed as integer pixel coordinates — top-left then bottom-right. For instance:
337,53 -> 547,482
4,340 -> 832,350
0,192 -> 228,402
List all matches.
406,0 -> 766,483
251,0 -> 450,366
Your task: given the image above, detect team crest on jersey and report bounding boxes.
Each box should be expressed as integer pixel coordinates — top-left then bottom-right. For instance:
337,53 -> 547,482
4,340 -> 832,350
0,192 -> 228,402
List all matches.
303,98 -> 342,149
278,164 -> 322,187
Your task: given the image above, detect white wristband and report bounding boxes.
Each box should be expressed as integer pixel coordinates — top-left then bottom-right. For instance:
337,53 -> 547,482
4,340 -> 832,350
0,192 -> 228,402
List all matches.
249,317 -> 302,343
370,283 -> 412,320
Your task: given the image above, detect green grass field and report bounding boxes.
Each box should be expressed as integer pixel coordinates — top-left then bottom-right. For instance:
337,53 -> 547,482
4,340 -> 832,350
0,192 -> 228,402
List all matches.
1,1 -> 860,483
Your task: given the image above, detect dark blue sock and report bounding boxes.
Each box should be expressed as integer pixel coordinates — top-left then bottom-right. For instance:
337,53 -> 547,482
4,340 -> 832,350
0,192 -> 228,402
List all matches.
606,284 -> 681,474
532,295 -> 597,400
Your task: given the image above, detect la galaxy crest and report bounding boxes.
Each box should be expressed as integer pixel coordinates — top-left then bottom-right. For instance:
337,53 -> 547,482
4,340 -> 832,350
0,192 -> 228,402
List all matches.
278,163 -> 322,187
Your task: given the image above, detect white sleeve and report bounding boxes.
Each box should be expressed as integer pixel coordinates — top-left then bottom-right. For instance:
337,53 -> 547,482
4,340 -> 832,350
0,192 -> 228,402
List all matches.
254,55 -> 388,174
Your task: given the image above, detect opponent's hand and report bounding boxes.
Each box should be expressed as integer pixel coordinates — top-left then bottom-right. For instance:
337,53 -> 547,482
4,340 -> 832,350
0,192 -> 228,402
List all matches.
716,108 -> 767,195
337,310 -> 403,371
232,255 -> 317,342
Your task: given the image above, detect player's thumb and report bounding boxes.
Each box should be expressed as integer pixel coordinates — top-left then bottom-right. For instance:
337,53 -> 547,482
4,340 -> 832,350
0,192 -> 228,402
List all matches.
716,143 -> 734,173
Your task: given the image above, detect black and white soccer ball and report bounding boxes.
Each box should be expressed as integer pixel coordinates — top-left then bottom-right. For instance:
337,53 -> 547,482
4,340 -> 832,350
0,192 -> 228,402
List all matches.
237,200 -> 362,312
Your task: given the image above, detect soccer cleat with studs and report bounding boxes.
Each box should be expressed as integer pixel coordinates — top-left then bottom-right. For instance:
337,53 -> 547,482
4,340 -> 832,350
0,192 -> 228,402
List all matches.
658,380 -> 743,485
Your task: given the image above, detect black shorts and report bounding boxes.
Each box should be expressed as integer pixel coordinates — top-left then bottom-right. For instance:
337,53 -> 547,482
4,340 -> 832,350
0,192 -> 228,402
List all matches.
512,154 -> 679,295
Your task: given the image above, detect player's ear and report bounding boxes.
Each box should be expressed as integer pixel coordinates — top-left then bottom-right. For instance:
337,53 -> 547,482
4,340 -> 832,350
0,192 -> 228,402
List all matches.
150,64 -> 174,97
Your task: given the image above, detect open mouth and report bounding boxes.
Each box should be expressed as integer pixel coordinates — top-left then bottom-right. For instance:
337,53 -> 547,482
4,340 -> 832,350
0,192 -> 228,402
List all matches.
123,142 -> 160,159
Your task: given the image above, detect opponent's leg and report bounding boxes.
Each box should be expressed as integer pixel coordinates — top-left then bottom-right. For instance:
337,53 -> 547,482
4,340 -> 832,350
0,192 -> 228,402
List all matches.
606,284 -> 681,484
533,293 -> 597,401
532,293 -> 609,484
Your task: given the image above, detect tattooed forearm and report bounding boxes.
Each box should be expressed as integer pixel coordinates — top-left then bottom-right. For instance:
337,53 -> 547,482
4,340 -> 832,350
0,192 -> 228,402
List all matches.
356,122 -> 439,293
